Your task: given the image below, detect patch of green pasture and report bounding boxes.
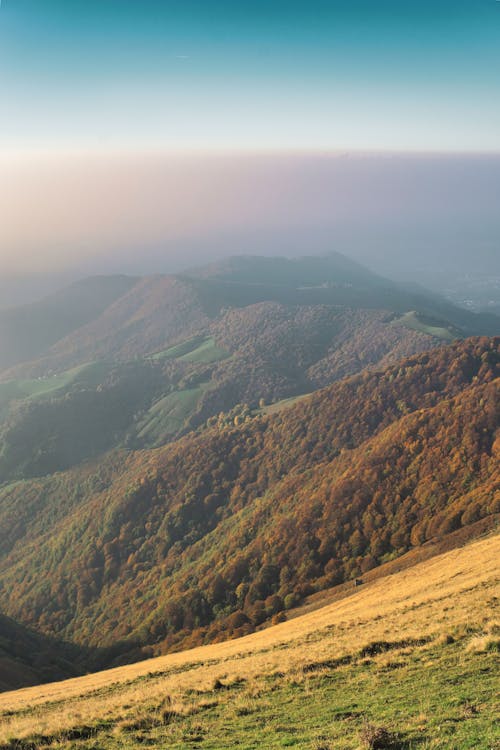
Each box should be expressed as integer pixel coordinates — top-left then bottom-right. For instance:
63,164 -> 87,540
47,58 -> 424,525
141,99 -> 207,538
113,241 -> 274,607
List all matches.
150,336 -> 229,364
136,384 -> 210,444
178,337 -> 229,363
150,335 -> 208,361
0,362 -> 110,408
394,311 -> 457,341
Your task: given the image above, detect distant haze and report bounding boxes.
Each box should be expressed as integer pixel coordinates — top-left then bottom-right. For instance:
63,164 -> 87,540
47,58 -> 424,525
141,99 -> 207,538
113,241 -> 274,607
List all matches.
2,1 -> 499,289
0,152 -> 499,279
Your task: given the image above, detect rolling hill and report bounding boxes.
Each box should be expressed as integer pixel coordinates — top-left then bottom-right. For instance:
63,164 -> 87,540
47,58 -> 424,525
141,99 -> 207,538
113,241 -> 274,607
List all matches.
0,337 -> 497,666
0,306 -> 441,481
1,253 -> 498,382
1,252 -> 498,482
0,275 -> 137,372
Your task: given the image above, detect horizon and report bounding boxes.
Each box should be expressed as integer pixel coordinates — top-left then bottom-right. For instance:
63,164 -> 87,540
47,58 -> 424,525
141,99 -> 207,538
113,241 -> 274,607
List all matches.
1,150 -> 499,278
0,2 -> 499,285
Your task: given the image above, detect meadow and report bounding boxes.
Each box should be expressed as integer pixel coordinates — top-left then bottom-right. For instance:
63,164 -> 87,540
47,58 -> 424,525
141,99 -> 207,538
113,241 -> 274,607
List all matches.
0,533 -> 498,749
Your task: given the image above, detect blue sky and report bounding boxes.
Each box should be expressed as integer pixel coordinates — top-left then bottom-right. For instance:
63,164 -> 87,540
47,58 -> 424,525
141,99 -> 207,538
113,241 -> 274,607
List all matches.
1,0 -> 500,152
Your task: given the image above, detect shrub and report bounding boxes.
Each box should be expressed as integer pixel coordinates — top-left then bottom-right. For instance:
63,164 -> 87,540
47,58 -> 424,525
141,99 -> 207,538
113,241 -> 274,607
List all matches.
284,592 -> 299,610
272,611 -> 287,624
359,721 -> 399,749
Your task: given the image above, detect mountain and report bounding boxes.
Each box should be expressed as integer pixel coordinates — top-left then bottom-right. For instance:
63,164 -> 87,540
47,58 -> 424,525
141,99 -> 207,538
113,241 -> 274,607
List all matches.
185,251 -> 386,286
0,253 -> 498,482
0,275 -> 137,372
183,253 -> 500,333
0,337 -> 497,665
1,253 -> 498,381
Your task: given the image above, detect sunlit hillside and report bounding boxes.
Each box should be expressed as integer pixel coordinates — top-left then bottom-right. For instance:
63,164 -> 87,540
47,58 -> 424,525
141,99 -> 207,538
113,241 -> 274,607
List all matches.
0,532 -> 498,749
0,338 -> 497,665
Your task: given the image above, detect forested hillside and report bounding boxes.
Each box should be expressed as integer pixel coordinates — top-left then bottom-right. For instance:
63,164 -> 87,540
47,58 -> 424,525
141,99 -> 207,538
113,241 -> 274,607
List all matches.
0,305 -> 436,481
0,275 -> 136,372
0,614 -> 84,691
0,337 -> 497,666
1,253 -> 497,481
2,254 -> 498,382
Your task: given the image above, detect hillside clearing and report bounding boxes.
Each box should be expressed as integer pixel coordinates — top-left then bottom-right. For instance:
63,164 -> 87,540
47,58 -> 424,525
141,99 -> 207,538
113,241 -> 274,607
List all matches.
135,384 -> 211,442
150,336 -> 229,364
0,362 -> 109,409
394,311 -> 457,341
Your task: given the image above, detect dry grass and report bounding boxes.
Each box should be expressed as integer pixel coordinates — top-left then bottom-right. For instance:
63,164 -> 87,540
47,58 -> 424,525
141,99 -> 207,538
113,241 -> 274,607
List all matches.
466,633 -> 500,653
0,533 -> 498,743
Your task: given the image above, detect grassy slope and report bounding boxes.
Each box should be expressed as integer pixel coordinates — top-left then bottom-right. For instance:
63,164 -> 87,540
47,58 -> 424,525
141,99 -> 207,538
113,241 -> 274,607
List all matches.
151,335 -> 229,364
0,362 -> 110,406
135,384 -> 211,442
0,533 -> 498,749
393,311 -> 458,341
178,336 -> 229,363
136,337 -> 229,442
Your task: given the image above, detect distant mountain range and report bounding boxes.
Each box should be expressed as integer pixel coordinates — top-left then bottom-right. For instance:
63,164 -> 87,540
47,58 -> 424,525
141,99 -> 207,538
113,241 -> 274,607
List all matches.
1,253 -> 498,378
0,253 -> 498,482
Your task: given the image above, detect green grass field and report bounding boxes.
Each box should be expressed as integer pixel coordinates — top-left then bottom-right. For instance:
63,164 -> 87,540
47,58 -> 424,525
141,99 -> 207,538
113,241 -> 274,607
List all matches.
58,640 -> 496,749
151,336 -> 229,364
394,311 -> 457,341
0,362 -> 111,409
136,384 -> 210,443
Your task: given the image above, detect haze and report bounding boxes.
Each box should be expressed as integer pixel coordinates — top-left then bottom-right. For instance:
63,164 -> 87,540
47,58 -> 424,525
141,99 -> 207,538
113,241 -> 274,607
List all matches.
1,152 -> 499,280
0,1 -> 499,285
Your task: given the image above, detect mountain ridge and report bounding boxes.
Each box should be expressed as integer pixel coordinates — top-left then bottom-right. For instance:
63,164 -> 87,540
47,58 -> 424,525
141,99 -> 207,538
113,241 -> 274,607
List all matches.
1,253 -> 498,380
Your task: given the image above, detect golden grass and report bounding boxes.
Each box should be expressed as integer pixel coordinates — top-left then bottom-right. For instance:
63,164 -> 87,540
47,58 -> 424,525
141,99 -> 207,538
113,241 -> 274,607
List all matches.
0,533 -> 498,742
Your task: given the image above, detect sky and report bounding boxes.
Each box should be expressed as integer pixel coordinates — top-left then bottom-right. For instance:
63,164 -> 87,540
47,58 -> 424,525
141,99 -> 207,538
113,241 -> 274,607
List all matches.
1,0 -> 500,153
0,1 -> 499,276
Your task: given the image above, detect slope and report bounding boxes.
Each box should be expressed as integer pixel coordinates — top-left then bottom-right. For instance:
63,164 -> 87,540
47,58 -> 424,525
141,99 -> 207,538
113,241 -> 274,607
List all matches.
0,304 -> 438,480
0,275 -> 137,372
2,253 -> 498,382
0,614 -> 85,692
0,338 -> 497,660
0,532 -> 498,748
